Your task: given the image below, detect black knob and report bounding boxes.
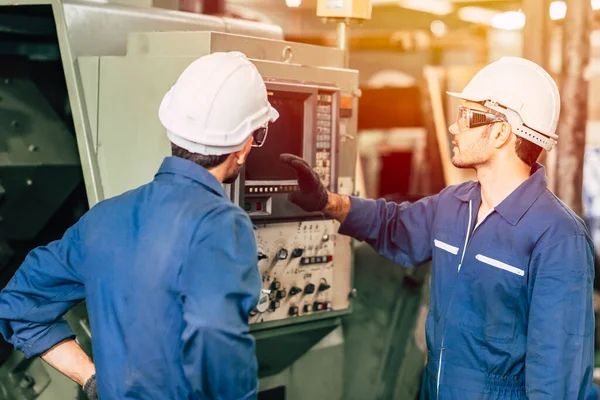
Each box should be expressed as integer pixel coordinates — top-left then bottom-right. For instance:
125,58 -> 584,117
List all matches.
303,304 -> 312,313
291,248 -> 304,258
304,284 -> 315,294
318,283 -> 331,292
289,306 -> 299,316
289,286 -> 302,296
258,252 -> 268,261
270,280 -> 281,290
270,300 -> 280,310
276,289 -> 287,299
277,248 -> 288,260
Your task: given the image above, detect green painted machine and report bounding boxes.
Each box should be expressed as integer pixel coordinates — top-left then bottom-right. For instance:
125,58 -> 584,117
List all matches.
0,1 -> 430,399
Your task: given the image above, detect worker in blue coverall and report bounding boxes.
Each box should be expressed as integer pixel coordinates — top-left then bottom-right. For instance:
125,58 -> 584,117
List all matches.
0,51 -> 279,399
281,56 -> 596,399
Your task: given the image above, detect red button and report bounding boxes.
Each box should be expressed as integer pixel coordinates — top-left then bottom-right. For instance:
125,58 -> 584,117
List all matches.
256,202 -> 262,211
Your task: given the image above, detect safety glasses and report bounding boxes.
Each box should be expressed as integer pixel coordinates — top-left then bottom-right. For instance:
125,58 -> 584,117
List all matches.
457,106 -> 506,132
251,124 -> 269,148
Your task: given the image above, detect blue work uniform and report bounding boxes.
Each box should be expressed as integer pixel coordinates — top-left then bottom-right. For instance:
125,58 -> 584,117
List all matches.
340,163 -> 595,399
0,156 -> 261,400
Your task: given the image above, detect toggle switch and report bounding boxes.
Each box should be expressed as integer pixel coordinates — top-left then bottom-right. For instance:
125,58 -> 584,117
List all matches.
318,283 -> 331,292
277,248 -> 289,260
303,304 -> 312,313
270,300 -> 280,310
288,306 -> 299,316
289,286 -> 302,296
304,283 -> 315,294
291,248 -> 304,258
257,252 -> 268,261
276,289 -> 287,299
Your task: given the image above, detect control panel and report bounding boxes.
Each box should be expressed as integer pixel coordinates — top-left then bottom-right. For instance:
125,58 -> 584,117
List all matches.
250,219 -> 352,325
315,92 -> 335,190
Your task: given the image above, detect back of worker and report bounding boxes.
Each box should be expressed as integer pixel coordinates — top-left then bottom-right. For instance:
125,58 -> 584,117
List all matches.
0,51 -> 279,400
79,159 -> 253,398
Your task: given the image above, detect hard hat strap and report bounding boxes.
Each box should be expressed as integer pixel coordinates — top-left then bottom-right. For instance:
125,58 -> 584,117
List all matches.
483,101 -> 557,151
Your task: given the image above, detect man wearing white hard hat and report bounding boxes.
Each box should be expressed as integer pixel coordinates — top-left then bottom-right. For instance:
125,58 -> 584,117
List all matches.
281,57 -> 594,399
0,51 -> 278,400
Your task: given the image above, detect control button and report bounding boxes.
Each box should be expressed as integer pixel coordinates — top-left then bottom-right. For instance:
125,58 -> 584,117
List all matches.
270,280 -> 281,290
291,248 -> 304,258
304,283 -> 315,294
277,248 -> 288,260
244,203 -> 251,211
276,289 -> 287,299
313,301 -> 332,312
257,252 -> 268,261
289,286 -> 302,296
324,160 -> 331,167
289,306 -> 299,316
270,300 -> 280,310
318,283 -> 331,292
303,304 -> 312,313
256,202 -> 262,211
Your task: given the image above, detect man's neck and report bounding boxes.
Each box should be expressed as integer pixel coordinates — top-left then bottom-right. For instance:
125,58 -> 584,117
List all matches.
476,159 -> 532,211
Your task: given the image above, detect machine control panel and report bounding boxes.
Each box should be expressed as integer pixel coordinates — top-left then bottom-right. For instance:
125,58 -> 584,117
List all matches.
315,92 -> 335,189
249,219 -> 352,325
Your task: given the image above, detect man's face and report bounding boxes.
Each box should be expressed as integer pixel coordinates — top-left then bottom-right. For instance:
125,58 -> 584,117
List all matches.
448,102 -> 497,169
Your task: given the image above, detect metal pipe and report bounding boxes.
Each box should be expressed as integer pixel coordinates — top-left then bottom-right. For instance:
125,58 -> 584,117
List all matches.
336,20 -> 349,68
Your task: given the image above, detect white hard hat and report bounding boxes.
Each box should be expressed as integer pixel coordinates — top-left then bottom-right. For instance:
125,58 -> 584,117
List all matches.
159,51 -> 279,155
447,56 -> 560,151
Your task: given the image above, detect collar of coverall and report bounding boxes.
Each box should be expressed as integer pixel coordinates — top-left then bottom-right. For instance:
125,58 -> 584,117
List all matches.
155,156 -> 229,199
452,162 -> 548,226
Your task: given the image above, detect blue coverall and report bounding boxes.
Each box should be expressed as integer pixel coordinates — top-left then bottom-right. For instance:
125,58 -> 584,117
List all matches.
0,156 -> 261,399
339,163 -> 595,399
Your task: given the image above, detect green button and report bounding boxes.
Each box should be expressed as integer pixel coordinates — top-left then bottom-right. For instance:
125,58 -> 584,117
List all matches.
244,203 -> 251,211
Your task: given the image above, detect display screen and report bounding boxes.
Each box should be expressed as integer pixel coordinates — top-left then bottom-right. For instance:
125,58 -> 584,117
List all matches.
244,92 -> 306,181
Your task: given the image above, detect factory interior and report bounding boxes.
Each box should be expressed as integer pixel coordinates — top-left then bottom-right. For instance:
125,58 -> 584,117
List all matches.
0,0 -> 599,399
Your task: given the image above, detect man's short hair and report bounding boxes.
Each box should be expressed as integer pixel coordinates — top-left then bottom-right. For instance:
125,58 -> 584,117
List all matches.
171,142 -> 229,169
483,105 -> 543,167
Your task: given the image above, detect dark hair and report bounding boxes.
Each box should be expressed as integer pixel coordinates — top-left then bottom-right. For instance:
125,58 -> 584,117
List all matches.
171,142 -> 229,169
482,104 -> 542,167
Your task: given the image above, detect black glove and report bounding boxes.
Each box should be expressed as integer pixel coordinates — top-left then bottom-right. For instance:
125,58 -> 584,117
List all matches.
280,154 -> 328,212
83,374 -> 98,400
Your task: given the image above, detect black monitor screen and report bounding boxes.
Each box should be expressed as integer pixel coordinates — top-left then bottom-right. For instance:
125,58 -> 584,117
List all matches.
244,92 -> 306,181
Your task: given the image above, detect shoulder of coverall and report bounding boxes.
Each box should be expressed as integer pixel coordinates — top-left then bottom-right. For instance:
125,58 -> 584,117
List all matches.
527,186 -> 593,253
186,201 -> 255,250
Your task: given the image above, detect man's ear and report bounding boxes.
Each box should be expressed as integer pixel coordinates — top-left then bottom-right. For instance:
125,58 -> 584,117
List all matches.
494,122 -> 513,148
235,137 -> 254,165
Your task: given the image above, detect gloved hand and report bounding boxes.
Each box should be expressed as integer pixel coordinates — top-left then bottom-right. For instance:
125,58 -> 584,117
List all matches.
280,153 -> 328,212
83,374 -> 98,400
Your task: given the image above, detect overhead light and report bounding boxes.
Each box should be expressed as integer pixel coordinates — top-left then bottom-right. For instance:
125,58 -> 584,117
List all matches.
430,20 -> 447,37
457,6 -> 498,25
491,10 -> 526,30
549,1 -> 567,20
397,0 -> 453,15
593,0 -> 600,9
286,0 -> 301,7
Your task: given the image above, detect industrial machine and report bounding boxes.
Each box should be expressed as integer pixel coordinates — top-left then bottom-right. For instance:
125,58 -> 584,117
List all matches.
0,0 -> 363,399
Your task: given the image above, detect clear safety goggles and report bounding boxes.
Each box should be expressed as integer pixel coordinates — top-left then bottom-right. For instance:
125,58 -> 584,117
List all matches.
251,124 -> 269,148
456,106 -> 506,132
